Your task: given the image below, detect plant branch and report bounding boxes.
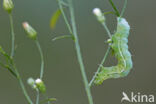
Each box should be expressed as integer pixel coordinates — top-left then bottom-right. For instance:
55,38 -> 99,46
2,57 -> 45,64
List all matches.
36,90 -> 40,104
35,39 -> 44,104
8,13 -> 33,104
12,63 -> 33,104
58,0 -> 73,34
89,46 -> 110,87
101,22 -> 112,38
120,0 -> 127,17
35,40 -> 44,79
9,14 -> 15,57
67,0 -> 94,104
108,0 -> 120,17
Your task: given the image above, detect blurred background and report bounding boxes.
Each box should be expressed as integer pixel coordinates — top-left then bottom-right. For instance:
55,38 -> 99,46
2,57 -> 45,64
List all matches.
0,0 -> 156,104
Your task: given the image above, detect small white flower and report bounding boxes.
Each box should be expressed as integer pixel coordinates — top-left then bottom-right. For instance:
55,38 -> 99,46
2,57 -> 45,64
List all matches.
93,8 -> 105,22
35,78 -> 46,93
35,78 -> 42,84
93,8 -> 102,17
27,78 -> 35,85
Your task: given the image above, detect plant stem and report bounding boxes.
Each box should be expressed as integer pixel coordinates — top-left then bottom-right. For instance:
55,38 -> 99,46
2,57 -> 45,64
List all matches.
102,22 -> 112,38
89,46 -> 110,87
58,0 -> 73,34
9,14 -> 15,57
108,0 -> 120,17
67,0 -> 93,104
35,40 -> 44,79
120,0 -> 127,17
36,90 -> 40,104
9,13 -> 33,104
35,39 -> 44,104
12,64 -> 33,104
89,8 -> 112,86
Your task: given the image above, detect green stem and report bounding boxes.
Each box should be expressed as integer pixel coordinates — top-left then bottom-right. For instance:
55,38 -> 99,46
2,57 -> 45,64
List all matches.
101,22 -> 112,38
8,13 -> 32,104
36,90 -> 40,104
9,14 -> 15,57
108,0 -> 120,17
35,40 -> 44,79
120,0 -> 127,17
67,0 -> 93,104
12,64 -> 33,104
89,46 -> 110,87
58,0 -> 73,34
35,39 -> 44,104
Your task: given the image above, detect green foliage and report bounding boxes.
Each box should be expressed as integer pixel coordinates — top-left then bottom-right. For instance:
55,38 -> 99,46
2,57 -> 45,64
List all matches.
52,35 -> 75,41
40,98 -> 56,104
50,9 -> 62,29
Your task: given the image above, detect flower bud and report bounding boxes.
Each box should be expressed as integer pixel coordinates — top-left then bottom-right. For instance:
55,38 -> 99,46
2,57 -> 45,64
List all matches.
3,0 -> 14,13
93,8 -> 105,23
107,39 -> 112,43
22,22 -> 37,40
35,78 -> 46,93
27,78 -> 37,89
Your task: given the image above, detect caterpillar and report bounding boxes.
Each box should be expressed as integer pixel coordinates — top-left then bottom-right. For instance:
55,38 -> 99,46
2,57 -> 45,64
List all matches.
94,17 -> 133,85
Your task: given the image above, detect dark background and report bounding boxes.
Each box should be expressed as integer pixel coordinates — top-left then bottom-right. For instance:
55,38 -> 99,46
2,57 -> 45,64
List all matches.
0,0 -> 155,104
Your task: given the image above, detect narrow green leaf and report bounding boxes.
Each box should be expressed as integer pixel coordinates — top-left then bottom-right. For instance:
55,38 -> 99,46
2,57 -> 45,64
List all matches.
0,62 -> 17,78
52,35 -> 75,41
108,0 -> 120,17
103,11 -> 116,15
0,46 -> 13,64
40,98 -> 56,104
50,9 -> 62,29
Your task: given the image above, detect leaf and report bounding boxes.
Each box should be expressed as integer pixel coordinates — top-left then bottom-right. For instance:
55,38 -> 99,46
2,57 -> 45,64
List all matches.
103,11 -> 116,15
108,0 -> 120,17
40,98 -> 56,104
50,9 -> 62,29
52,35 -> 75,41
0,46 -> 13,64
0,62 -> 17,78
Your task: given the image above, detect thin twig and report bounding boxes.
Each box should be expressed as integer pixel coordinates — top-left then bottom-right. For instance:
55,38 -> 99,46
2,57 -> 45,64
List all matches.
9,14 -> 15,57
8,12 -> 33,104
67,0 -> 94,104
102,22 -> 112,38
35,40 -> 44,79
12,63 -> 33,104
35,39 -> 44,104
89,46 -> 111,87
120,0 -> 127,18
36,90 -> 40,104
108,0 -> 120,17
58,0 -> 73,34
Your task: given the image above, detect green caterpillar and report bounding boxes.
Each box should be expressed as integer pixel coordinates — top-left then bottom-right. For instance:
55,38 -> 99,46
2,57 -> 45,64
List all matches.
94,17 -> 133,84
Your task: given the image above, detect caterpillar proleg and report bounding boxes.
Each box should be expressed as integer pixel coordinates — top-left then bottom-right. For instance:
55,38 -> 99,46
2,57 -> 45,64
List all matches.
95,17 -> 133,84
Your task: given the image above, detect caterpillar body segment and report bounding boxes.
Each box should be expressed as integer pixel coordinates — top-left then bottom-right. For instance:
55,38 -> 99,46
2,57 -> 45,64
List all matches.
94,17 -> 133,85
